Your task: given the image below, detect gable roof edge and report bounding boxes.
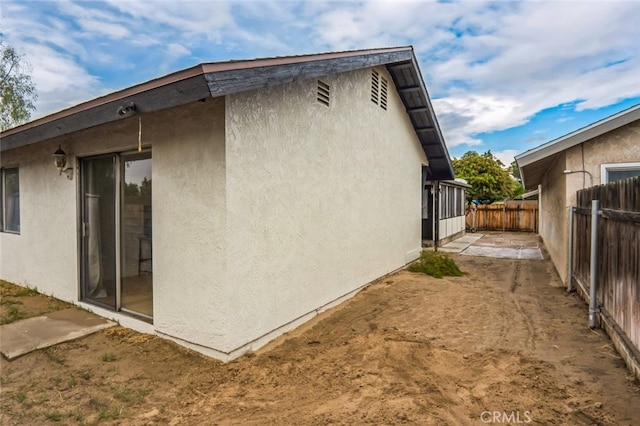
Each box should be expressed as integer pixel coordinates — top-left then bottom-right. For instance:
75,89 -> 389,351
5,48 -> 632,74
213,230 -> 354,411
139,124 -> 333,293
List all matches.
516,103 -> 640,167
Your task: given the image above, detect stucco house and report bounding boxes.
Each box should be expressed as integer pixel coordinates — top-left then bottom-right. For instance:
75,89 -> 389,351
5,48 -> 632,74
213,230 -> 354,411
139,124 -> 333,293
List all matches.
515,104 -> 640,282
0,47 -> 454,361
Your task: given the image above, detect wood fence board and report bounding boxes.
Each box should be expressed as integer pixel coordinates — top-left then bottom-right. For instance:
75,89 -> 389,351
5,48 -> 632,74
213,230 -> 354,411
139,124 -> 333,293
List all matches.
465,202 -> 538,232
573,176 -> 640,352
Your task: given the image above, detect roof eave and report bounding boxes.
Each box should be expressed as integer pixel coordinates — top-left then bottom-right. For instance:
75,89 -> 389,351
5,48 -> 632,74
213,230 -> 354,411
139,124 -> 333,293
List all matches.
515,103 -> 640,189
0,46 -> 453,180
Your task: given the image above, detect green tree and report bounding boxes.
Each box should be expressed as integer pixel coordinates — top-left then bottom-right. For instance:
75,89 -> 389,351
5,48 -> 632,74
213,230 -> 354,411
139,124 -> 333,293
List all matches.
452,151 -> 515,204
510,160 -> 521,181
510,160 -> 525,199
1,35 -> 37,131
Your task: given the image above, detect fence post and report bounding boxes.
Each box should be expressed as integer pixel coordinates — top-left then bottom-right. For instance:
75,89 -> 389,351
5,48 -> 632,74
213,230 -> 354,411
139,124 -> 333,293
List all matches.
588,199 -> 599,329
567,206 -> 575,292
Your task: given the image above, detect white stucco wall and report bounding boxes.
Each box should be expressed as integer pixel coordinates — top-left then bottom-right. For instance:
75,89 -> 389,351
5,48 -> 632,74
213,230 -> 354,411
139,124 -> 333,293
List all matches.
540,119 -> 640,283
0,141 -> 79,301
223,66 -> 427,353
150,98 -> 229,350
0,99 -> 230,349
1,67 -> 430,360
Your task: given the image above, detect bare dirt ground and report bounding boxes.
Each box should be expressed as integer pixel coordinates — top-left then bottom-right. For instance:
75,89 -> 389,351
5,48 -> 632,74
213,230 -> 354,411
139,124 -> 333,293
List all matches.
2,244 -> 640,425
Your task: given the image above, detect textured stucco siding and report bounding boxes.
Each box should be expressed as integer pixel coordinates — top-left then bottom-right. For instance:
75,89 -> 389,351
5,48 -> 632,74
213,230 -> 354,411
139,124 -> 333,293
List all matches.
0,99 -> 229,347
150,99 -> 228,349
540,119 -> 640,283
0,142 -> 79,302
223,66 -> 426,352
1,67 -> 429,359
539,151 -> 569,282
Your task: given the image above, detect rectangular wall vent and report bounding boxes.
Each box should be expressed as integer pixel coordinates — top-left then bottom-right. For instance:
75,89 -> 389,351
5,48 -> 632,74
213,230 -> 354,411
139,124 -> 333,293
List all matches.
371,70 -> 387,111
380,77 -> 388,110
371,71 -> 379,105
317,80 -> 330,107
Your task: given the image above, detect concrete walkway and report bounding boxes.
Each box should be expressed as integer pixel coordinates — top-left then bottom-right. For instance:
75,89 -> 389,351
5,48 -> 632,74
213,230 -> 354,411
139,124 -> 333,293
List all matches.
439,232 -> 544,260
0,308 -> 115,360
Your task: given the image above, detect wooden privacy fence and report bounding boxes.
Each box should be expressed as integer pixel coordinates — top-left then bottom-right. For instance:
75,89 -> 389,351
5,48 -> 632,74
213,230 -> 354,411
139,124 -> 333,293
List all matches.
571,176 -> 640,358
465,201 -> 539,232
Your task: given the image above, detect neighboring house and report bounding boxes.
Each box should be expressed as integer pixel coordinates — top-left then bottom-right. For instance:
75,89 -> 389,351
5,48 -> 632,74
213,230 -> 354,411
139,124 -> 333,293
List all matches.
515,104 -> 640,282
0,47 -> 454,361
422,178 -> 470,246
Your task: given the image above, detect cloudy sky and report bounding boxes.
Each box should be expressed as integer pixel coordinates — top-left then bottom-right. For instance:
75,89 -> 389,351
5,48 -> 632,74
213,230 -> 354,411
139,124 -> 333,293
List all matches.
3,0 -> 640,165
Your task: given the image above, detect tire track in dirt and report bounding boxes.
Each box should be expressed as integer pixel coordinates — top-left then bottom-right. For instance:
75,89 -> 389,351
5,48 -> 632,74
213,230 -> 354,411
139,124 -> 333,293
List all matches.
510,259 -> 537,351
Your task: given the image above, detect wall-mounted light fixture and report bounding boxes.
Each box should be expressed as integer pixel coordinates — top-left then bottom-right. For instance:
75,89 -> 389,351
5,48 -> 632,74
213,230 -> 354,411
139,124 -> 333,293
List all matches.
117,101 -> 137,116
53,145 -> 74,180
563,169 -> 593,187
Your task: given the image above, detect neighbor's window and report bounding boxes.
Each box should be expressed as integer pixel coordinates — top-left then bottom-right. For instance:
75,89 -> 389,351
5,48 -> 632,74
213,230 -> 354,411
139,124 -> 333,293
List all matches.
1,167 -> 20,233
600,162 -> 640,184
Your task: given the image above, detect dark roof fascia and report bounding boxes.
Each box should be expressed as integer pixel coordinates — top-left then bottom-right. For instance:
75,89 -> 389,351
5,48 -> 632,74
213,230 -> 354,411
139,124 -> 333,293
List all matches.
1,47 -> 412,149
1,47 -> 453,179
515,103 -> 640,188
387,51 -> 454,180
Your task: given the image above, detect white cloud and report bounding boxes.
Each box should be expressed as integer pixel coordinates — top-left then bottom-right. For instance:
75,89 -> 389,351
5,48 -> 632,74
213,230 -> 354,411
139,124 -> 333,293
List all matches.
23,44 -> 101,116
167,43 -> 191,58
493,149 -> 519,168
432,95 -> 526,147
3,0 -> 639,145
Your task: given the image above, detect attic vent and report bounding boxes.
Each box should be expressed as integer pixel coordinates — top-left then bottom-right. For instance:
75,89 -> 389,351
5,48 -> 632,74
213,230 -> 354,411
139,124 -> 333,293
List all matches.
371,71 -> 379,104
371,70 -> 388,111
317,80 -> 330,107
380,77 -> 388,110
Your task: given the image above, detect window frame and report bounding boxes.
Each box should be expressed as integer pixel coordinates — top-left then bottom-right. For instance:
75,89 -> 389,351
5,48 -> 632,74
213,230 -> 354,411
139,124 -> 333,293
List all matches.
600,162 -> 640,184
1,167 -> 21,234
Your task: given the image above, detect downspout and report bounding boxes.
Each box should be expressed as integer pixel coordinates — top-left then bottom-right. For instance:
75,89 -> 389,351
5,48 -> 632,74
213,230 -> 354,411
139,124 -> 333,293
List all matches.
567,206 -> 575,292
588,199 -> 600,329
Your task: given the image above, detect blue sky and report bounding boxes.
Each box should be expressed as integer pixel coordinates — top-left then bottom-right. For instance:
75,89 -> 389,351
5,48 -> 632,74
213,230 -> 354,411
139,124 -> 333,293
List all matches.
3,0 -> 640,166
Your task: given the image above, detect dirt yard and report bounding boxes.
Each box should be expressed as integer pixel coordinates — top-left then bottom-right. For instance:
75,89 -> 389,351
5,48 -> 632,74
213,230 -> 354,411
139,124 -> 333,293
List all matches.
1,245 -> 639,425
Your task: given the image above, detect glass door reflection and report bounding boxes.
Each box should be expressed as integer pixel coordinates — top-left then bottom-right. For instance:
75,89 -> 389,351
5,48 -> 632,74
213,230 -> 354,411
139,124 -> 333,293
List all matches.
120,153 -> 153,319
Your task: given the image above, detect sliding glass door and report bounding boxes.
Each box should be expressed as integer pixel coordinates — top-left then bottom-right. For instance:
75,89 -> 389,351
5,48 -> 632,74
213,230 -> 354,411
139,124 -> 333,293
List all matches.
81,154 -> 117,308
120,153 -> 153,318
80,152 -> 152,320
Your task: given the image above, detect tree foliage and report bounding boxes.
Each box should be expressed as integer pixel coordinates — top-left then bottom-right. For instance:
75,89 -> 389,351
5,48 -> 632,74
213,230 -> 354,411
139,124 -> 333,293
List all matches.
452,151 -> 515,204
510,160 -> 526,199
1,35 -> 37,131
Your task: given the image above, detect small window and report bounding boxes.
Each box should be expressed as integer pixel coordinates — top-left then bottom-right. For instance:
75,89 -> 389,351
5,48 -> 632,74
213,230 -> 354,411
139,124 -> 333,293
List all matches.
1,167 -> 20,233
371,70 -> 388,111
317,80 -> 330,107
600,162 -> 640,184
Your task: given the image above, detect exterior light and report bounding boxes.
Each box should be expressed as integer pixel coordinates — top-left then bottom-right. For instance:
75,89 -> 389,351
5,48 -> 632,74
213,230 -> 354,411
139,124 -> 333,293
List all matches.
117,101 -> 137,116
53,145 -> 73,180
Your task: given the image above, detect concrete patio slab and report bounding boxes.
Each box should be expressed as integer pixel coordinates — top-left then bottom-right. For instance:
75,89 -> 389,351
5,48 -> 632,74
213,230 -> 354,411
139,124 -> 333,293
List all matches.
461,245 -> 544,260
438,233 -> 484,253
0,308 -> 116,360
439,232 -> 544,260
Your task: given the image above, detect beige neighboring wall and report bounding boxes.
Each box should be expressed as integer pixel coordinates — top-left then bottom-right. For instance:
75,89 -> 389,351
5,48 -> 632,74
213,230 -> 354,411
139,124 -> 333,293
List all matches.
538,151 -> 569,282
538,119 -> 640,283
223,66 -> 427,353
